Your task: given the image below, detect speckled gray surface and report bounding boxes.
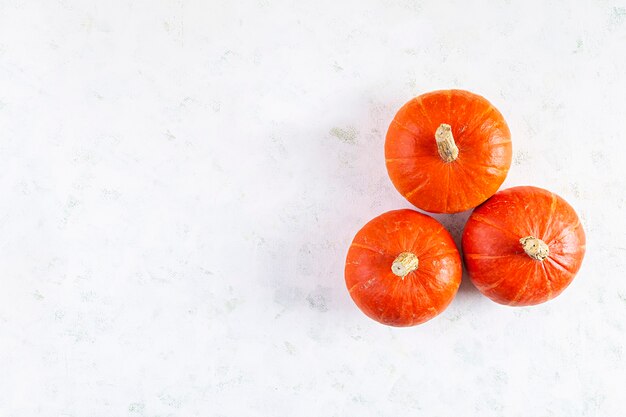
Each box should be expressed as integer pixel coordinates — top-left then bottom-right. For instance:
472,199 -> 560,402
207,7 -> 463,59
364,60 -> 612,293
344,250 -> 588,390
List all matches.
1,1 -> 625,416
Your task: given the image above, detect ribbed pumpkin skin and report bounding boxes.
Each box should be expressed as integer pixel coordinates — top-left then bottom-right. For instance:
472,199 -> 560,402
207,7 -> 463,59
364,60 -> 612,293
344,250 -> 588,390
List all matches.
345,209 -> 462,326
462,186 -> 586,306
385,89 -> 512,213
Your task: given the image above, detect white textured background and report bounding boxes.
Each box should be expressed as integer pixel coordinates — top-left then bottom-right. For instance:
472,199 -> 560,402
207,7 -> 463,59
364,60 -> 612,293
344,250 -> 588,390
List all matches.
1,1 -> 625,416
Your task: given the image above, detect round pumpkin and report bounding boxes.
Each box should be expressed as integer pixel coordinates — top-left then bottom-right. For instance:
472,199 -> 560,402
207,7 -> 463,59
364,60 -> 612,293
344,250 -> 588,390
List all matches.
462,186 -> 586,306
385,89 -> 512,213
345,209 -> 462,326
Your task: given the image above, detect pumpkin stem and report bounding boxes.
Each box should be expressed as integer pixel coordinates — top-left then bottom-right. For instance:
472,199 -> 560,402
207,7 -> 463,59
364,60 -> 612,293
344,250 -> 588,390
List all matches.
391,252 -> 419,278
435,123 -> 459,162
520,236 -> 549,261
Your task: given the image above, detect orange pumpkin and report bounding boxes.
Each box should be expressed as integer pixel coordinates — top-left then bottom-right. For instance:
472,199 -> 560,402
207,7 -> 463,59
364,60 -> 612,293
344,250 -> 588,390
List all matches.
345,209 -> 462,326
385,89 -> 512,213
462,186 -> 586,306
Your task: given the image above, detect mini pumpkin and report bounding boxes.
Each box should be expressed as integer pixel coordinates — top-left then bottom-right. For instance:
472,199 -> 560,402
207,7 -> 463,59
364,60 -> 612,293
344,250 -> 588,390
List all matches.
462,186 -> 586,306
385,89 -> 512,213
345,209 -> 462,326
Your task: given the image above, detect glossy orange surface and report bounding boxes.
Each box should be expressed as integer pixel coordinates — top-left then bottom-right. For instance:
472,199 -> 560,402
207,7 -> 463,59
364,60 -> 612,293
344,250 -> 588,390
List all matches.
345,209 -> 462,326
462,186 -> 586,306
385,89 -> 512,213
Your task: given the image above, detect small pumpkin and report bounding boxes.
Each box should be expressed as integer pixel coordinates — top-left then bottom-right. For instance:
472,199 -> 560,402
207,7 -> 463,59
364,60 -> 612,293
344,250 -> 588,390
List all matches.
385,89 -> 512,213
345,209 -> 462,326
462,186 -> 586,306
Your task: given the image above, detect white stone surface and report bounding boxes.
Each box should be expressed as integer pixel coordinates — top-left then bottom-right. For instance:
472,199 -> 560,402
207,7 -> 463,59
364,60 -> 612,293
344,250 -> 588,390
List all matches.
1,1 -> 625,416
